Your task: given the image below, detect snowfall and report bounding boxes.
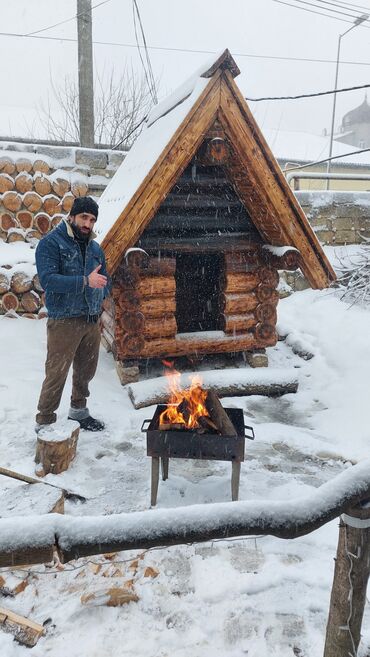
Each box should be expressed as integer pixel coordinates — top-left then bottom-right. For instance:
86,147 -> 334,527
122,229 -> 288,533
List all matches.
1,247 -> 370,657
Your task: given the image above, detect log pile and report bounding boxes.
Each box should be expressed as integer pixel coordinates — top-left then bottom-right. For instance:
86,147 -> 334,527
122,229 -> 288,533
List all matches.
0,267 -> 44,317
0,155 -> 90,243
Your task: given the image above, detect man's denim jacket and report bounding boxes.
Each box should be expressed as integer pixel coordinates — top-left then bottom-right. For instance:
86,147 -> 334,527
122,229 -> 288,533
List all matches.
35,219 -> 110,319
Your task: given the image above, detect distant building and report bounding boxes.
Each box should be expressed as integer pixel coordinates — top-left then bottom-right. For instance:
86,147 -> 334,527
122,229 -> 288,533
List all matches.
335,95 -> 370,149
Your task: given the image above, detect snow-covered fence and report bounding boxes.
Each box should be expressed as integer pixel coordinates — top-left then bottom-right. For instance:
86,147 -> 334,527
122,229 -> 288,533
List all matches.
1,460 -> 370,655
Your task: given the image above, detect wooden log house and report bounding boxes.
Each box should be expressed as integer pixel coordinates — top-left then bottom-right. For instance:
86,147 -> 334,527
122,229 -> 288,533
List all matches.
98,50 -> 336,383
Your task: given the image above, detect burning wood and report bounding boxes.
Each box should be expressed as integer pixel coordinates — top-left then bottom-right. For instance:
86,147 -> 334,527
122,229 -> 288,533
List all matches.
158,364 -> 236,436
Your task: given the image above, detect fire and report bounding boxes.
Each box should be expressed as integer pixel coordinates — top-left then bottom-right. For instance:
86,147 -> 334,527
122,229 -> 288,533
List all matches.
159,365 -> 210,430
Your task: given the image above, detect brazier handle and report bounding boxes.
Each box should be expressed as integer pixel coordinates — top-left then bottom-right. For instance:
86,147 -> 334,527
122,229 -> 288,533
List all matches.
141,419 -> 152,432
244,424 -> 255,440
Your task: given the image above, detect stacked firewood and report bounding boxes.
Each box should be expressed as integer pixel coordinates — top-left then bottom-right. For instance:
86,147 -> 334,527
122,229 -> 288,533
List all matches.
0,155 -> 89,243
0,267 -> 45,318
102,250 -> 177,359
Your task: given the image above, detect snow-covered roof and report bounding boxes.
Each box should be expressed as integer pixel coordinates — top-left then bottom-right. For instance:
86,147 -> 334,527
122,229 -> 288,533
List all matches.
263,128 -> 370,167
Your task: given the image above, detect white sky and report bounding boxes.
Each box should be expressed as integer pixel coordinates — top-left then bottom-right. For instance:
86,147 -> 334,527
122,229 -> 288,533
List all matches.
2,0 -> 370,140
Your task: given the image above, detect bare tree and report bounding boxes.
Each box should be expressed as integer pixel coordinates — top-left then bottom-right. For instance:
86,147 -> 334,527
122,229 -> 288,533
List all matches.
334,244 -> 370,306
38,65 -> 155,148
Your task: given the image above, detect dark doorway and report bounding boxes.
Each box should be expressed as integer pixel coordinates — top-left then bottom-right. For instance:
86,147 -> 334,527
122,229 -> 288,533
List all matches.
175,253 -> 222,332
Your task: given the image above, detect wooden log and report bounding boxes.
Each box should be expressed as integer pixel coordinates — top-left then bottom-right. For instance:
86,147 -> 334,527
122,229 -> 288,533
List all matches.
255,303 -> 277,323
0,173 -> 14,193
101,327 -> 118,358
255,285 -> 280,304
0,607 -> 45,647
118,334 -> 146,355
117,287 -> 140,308
123,248 -> 150,269
71,179 -> 88,197
34,212 -> 51,234
61,192 -> 74,213
0,212 -> 17,232
11,272 -> 33,294
51,214 -> 63,228
15,158 -> 32,173
7,230 -> 25,243
121,331 -> 274,359
120,310 -> 145,333
128,370 -> 299,409
32,159 -> 50,174
257,266 -> 279,288
117,295 -> 176,318
143,315 -> 177,338
1,291 -> 19,313
35,422 -> 79,476
324,508 -> 370,657
222,272 -> 260,293
138,257 -> 176,277
205,390 -> 237,436
102,295 -> 115,315
51,177 -> 70,197
0,272 -> 10,294
25,229 -> 42,242
43,194 -> 61,216
81,586 -> 139,607
16,210 -> 33,230
33,172 -> 51,196
20,291 -> 41,313
0,157 -> 15,175
22,191 -> 43,213
2,191 -> 22,212
253,322 -> 276,342
32,273 -> 44,292
219,292 -> 258,314
221,313 -> 257,333
101,309 -> 115,334
263,248 -> 301,271
116,269 -> 140,288
115,361 -> 140,385
204,137 -> 230,164
125,276 -> 176,298
224,248 -> 262,271
14,172 -> 32,194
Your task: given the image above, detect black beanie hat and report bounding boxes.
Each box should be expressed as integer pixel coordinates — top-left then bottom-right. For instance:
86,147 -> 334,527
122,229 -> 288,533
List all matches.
70,196 -> 99,219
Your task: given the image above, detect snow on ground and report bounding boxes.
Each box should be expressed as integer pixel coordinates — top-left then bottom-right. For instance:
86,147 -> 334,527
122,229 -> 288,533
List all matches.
0,288 -> 370,656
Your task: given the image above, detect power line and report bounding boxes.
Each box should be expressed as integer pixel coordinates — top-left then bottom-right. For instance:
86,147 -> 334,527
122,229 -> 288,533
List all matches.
286,0 -> 365,19
316,0 -> 370,12
25,0 -> 112,37
272,0 -> 364,22
2,30 -> 370,68
132,0 -> 158,104
247,81 -> 370,101
284,146 -> 370,171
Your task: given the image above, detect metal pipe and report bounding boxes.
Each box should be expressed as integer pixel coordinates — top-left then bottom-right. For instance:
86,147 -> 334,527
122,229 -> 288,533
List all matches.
286,171 -> 370,189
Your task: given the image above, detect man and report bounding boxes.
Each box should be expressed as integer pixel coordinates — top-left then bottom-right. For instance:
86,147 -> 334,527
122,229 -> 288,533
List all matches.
35,196 -> 109,432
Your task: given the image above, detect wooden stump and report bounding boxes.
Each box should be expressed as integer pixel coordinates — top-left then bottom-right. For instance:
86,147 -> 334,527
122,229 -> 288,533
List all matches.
35,420 -> 80,476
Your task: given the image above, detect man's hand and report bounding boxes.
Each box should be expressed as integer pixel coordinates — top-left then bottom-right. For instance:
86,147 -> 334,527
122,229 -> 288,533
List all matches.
88,265 -> 107,289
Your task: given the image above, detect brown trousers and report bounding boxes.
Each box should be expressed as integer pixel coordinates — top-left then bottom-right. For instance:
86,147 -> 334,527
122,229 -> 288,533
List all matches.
36,317 -> 101,425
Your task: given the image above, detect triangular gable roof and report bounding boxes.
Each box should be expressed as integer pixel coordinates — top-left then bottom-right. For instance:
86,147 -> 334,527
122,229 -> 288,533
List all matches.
98,49 -> 335,289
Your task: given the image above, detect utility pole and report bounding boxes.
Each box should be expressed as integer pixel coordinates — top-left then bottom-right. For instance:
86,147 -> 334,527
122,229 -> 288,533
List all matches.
77,0 -> 94,148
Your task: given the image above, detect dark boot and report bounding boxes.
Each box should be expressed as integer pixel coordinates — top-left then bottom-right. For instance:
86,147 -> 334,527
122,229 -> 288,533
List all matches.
68,415 -> 105,431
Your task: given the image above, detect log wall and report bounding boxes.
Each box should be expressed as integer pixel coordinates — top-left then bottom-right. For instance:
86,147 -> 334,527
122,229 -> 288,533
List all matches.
101,244 -> 288,361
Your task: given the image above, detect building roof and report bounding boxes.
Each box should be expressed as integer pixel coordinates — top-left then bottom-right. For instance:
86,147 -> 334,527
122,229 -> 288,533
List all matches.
98,49 -> 335,289
342,96 -> 370,128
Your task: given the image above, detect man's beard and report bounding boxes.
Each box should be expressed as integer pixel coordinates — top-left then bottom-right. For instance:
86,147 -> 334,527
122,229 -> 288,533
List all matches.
71,221 -> 91,241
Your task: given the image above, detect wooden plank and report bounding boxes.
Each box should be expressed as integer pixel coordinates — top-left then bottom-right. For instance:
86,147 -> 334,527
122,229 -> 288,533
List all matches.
0,606 -> 45,647
101,72 -> 223,274
0,546 -> 55,569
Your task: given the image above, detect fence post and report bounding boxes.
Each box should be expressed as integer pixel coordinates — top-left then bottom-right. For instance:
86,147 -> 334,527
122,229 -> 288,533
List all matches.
324,504 -> 370,657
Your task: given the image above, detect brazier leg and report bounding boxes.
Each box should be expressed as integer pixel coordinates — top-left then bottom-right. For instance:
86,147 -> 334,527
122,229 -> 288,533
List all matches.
231,461 -> 241,501
151,457 -> 160,506
161,457 -> 169,481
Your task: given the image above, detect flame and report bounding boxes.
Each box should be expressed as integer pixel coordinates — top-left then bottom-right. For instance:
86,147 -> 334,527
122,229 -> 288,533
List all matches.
159,364 -> 209,429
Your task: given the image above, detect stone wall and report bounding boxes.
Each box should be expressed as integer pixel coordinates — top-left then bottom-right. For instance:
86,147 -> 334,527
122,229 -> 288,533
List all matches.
296,190 -> 370,246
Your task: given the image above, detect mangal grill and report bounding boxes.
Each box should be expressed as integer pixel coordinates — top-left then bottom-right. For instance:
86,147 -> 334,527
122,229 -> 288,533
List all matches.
141,397 -> 254,506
